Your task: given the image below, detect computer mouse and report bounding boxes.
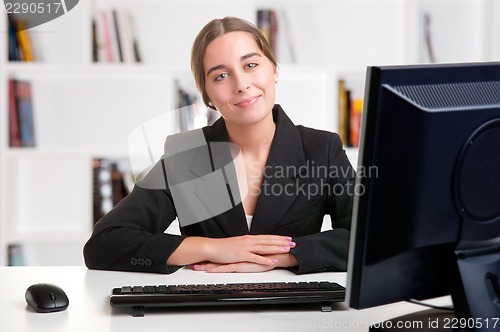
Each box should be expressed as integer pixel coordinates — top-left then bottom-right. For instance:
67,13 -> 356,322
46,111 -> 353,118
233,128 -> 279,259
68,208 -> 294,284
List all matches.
25,283 -> 69,313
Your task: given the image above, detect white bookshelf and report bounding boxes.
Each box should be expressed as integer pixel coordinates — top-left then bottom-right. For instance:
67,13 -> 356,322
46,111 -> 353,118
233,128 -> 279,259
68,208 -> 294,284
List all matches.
0,0 -> 498,265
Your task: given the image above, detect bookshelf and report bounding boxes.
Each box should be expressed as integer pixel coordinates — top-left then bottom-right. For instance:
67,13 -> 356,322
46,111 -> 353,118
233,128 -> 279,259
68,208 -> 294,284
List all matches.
0,0 -> 498,265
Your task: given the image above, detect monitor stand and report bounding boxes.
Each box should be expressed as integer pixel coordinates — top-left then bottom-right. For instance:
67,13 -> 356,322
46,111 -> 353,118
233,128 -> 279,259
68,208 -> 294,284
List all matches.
370,245 -> 500,332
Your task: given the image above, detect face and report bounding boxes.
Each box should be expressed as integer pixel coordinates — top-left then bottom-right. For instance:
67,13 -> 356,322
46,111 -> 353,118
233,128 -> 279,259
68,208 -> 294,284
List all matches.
203,31 -> 278,127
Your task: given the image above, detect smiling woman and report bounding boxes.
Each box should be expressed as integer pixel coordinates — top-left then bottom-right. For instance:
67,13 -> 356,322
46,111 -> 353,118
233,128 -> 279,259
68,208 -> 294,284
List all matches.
83,16 -> 355,275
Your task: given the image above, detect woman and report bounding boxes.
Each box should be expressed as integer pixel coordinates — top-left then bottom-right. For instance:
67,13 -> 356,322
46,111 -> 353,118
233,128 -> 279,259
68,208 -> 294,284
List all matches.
83,17 -> 354,274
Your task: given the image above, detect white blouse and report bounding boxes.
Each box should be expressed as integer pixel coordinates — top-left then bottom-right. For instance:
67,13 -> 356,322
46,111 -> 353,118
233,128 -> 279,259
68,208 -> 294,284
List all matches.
245,215 -> 253,231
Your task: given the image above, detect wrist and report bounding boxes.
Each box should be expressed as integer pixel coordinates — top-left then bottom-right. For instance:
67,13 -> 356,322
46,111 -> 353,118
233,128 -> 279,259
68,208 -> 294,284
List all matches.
272,253 -> 298,268
168,236 -> 212,266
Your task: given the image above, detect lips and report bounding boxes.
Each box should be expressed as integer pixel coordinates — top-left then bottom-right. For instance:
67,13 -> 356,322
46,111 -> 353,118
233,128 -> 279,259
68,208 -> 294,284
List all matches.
235,96 -> 260,107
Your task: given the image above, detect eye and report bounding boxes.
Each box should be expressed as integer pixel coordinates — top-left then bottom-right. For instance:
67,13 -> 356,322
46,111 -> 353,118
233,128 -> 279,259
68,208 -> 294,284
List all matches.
246,63 -> 258,69
215,73 -> 229,81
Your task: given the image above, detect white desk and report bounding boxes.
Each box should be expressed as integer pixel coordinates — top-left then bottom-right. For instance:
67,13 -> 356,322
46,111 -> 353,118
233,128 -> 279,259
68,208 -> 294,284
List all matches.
0,266 -> 451,332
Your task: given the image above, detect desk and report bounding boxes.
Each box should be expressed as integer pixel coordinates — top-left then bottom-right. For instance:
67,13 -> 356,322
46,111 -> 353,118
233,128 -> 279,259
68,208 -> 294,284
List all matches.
0,266 -> 451,332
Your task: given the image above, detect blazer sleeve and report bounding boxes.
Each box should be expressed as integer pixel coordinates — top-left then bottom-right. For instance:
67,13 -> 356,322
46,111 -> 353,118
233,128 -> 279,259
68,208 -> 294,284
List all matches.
83,160 -> 184,274
289,133 -> 355,274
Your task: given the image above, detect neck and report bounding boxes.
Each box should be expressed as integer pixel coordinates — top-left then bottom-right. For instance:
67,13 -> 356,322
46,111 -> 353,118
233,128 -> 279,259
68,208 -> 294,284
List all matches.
225,113 -> 276,156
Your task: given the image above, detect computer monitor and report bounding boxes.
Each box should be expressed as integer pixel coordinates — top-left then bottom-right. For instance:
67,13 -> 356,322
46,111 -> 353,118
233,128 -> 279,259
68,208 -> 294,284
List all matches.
346,62 -> 500,331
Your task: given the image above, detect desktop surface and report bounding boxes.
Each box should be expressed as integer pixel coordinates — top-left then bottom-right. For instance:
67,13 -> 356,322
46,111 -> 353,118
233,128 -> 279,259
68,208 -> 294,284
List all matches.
0,266 -> 451,332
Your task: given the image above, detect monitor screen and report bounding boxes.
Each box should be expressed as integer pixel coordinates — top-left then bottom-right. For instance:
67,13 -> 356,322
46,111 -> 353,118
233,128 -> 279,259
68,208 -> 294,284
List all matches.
346,62 -> 500,328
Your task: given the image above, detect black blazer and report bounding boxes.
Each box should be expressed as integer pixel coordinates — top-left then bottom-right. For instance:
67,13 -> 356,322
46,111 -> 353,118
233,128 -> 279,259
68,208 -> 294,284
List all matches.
84,105 -> 355,274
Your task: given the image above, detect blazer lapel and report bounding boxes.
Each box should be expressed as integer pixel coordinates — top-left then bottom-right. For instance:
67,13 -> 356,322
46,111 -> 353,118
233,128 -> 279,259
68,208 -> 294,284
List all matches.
250,105 -> 306,235
197,119 -> 248,236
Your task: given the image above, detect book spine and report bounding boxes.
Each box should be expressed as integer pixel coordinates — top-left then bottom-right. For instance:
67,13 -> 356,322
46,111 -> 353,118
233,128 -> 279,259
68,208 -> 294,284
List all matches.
257,9 -> 278,55
337,79 -> 348,146
349,99 -> 363,148
111,9 -> 124,62
91,18 -> 98,62
92,158 -> 102,223
7,16 -> 20,61
15,20 -> 35,61
116,10 -> 136,63
101,11 -> 114,62
93,158 -> 130,223
8,79 -> 21,147
15,81 -> 36,147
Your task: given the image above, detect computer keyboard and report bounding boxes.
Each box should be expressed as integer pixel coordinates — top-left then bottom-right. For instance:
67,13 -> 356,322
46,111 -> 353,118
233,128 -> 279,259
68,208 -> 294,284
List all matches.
110,281 -> 345,316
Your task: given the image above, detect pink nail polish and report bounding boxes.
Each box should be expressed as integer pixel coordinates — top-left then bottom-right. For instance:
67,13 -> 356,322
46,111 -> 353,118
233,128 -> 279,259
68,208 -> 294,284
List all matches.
289,242 -> 296,247
285,236 -> 292,241
272,259 -> 278,263
283,247 -> 290,251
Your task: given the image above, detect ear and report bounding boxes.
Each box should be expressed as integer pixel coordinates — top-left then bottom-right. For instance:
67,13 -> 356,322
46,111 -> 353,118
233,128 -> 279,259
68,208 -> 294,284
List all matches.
274,67 -> 279,84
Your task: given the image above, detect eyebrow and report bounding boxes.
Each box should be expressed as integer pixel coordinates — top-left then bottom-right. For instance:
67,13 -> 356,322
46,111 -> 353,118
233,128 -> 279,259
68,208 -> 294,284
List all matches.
206,52 -> 262,77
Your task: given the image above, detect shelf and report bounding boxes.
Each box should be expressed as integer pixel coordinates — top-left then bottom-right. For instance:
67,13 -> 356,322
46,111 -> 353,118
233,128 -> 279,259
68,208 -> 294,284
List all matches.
4,63 -> 186,75
2,147 -> 130,158
5,231 -> 90,246
1,0 -> 497,266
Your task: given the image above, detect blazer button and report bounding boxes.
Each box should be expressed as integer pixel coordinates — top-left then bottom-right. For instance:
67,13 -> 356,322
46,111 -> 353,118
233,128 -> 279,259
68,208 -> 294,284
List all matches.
130,257 -> 138,266
138,258 -> 145,266
145,258 -> 152,267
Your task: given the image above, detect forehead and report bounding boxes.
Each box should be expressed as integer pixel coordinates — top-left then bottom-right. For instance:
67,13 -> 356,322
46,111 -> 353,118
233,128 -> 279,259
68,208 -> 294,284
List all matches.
203,31 -> 262,67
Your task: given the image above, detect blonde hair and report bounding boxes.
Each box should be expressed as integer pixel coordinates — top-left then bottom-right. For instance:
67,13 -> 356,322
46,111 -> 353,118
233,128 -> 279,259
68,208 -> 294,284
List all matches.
191,17 -> 278,109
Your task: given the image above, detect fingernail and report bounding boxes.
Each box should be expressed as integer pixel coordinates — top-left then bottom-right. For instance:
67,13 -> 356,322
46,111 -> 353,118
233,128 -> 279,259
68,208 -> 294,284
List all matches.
283,247 -> 290,251
285,236 -> 292,241
289,242 -> 296,247
272,259 -> 278,263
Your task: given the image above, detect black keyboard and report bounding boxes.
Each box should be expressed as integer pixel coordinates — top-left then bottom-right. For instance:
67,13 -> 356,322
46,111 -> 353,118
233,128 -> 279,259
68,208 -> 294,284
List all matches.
110,281 -> 345,316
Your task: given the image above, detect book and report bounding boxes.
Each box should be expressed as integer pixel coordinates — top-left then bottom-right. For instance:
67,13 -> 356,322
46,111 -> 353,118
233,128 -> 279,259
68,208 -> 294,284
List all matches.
175,81 -> 219,132
8,244 -> 25,266
114,9 -> 137,63
338,78 -> 364,148
15,80 -> 36,147
337,79 -> 349,146
111,9 -> 124,62
349,98 -> 363,147
7,16 -> 20,61
8,79 -> 21,147
91,18 -> 98,62
93,158 -> 131,223
14,19 -> 35,61
101,11 -> 115,62
94,9 -> 142,63
111,163 -> 129,206
257,9 -> 278,55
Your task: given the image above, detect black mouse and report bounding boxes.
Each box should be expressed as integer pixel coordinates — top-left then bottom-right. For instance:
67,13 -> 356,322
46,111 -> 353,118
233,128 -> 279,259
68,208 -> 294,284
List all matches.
25,283 -> 69,313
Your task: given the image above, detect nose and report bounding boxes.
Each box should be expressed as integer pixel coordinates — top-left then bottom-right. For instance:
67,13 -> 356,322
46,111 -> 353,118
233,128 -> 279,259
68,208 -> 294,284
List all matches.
233,73 -> 250,93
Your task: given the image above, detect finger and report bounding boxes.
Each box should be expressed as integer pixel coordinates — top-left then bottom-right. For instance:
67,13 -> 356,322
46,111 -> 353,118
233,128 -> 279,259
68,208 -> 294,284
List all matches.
245,253 -> 278,266
192,263 -> 214,271
207,262 -> 275,273
249,235 -> 294,246
250,244 -> 294,255
205,263 -> 238,273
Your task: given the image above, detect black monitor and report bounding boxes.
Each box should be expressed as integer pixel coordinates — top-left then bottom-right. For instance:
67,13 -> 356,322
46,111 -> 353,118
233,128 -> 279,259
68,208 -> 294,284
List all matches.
346,62 -> 500,331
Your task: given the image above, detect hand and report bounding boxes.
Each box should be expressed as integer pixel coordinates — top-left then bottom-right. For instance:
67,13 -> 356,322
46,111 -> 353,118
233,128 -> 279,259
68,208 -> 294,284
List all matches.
205,235 -> 296,266
189,262 -> 276,273
188,253 -> 299,273
167,234 -> 296,267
